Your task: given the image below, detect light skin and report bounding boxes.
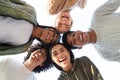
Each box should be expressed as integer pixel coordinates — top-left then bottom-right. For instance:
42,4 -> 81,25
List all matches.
66,29 -> 97,48
24,48 -> 47,71
51,44 -> 72,72
55,10 -> 72,33
32,27 -> 59,44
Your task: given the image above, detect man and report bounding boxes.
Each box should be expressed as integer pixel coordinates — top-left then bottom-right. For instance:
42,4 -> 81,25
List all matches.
62,0 -> 120,62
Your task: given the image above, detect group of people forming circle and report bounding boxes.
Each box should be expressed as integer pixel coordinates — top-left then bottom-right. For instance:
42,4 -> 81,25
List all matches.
0,0 -> 120,80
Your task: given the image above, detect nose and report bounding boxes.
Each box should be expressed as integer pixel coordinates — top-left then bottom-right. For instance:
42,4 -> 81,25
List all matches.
61,21 -> 66,25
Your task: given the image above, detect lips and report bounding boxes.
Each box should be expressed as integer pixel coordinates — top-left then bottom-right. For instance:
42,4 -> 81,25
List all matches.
59,57 -> 66,63
61,14 -> 69,19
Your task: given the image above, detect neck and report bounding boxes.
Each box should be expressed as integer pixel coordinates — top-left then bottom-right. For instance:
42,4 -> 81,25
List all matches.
63,63 -> 73,72
88,29 -> 97,44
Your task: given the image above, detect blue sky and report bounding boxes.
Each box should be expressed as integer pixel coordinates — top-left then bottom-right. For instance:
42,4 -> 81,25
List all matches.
10,0 -> 120,80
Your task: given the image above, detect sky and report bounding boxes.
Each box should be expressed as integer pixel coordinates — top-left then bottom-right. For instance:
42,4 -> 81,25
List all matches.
7,0 -> 120,80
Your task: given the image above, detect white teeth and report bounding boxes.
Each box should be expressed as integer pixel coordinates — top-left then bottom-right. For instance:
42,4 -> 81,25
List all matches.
59,57 -> 65,62
80,34 -> 83,41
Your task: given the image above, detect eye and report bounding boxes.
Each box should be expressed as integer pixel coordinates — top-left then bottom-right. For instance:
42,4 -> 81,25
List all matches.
53,52 -> 58,56
72,33 -> 75,37
60,49 -> 64,53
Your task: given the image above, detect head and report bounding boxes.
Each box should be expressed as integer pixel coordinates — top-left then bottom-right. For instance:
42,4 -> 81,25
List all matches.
62,30 -> 90,49
54,10 -> 73,33
49,42 -> 74,71
24,43 -> 53,73
33,25 -> 61,45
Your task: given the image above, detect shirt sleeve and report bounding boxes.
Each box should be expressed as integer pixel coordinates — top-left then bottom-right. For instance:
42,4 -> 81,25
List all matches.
80,56 -> 104,80
94,0 -> 120,15
0,56 -> 37,80
0,56 -> 7,70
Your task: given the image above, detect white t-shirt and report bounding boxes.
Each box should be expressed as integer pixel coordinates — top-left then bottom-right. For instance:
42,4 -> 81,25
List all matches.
0,16 -> 33,46
0,56 -> 37,80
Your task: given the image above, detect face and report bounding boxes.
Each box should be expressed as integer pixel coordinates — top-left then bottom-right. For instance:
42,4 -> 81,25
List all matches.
67,31 -> 90,48
40,28 -> 59,44
29,48 -> 47,67
55,10 -> 72,33
51,44 -> 71,70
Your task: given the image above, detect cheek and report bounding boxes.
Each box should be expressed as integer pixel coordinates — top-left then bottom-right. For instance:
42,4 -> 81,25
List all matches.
52,57 -> 58,64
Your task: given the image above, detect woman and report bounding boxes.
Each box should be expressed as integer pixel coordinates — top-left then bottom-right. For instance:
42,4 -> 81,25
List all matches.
0,0 -> 60,55
48,0 -> 87,33
0,43 -> 52,80
49,43 -> 103,80
54,10 -> 73,33
62,0 -> 120,62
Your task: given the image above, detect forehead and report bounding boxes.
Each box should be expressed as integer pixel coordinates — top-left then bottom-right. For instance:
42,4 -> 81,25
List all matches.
46,27 -> 59,35
51,44 -> 65,53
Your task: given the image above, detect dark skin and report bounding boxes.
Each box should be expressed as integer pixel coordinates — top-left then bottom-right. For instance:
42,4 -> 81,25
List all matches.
66,29 -> 97,48
32,26 -> 59,44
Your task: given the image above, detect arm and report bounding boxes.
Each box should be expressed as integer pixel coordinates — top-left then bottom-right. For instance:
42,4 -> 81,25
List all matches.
0,40 -> 33,55
81,56 -> 104,80
47,0 -> 67,15
95,0 -> 120,15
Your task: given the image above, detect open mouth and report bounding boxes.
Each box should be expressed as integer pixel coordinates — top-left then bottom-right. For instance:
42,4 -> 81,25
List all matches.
79,34 -> 83,42
61,15 -> 69,19
78,33 -> 86,42
59,57 -> 66,63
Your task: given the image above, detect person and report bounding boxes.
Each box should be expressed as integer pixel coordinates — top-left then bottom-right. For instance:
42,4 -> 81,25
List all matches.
0,0 -> 60,55
62,0 -> 120,62
47,0 -> 87,15
48,0 -> 87,33
0,43 -> 52,80
49,42 -> 103,80
54,10 -> 73,33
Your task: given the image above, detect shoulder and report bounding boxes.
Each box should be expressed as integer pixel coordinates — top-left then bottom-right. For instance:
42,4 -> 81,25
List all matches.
75,56 -> 92,66
76,56 -> 91,62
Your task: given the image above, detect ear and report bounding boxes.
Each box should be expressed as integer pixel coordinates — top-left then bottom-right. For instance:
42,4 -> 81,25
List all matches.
77,47 -> 82,49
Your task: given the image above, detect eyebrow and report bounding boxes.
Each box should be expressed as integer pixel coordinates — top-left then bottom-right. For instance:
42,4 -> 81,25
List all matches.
52,47 -> 64,54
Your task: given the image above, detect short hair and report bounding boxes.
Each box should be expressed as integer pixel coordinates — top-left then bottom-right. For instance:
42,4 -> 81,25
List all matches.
35,24 -> 61,45
49,42 -> 74,71
24,43 -> 53,73
62,31 -> 78,49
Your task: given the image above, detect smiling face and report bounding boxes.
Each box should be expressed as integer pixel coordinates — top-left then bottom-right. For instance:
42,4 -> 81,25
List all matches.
51,44 -> 72,71
29,48 -> 47,67
66,30 -> 90,48
40,28 -> 59,44
55,10 -> 72,33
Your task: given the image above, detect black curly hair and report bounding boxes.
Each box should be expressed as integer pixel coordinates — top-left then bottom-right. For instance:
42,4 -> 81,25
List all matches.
24,43 -> 53,73
49,42 -> 74,71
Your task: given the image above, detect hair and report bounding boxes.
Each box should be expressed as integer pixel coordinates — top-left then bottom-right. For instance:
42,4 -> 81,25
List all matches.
62,31 -> 78,49
35,24 -> 61,45
24,43 -> 53,73
49,42 -> 74,71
